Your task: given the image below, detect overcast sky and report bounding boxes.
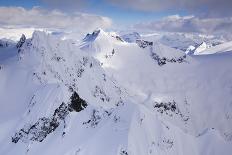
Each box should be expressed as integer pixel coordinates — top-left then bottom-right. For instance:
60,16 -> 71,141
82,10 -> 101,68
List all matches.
0,0 -> 232,35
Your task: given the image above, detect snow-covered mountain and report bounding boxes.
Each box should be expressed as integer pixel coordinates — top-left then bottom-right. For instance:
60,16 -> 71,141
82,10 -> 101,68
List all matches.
0,31 -> 126,155
184,40 -> 232,55
120,32 -> 141,43
193,41 -> 232,55
140,32 -> 226,53
0,29 -> 232,155
186,42 -> 207,55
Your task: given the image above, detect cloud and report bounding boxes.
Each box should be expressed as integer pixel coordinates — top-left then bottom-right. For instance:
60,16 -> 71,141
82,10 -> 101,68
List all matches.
133,15 -> 232,36
108,0 -> 232,17
0,7 -> 112,32
0,28 -> 38,41
41,0 -> 91,11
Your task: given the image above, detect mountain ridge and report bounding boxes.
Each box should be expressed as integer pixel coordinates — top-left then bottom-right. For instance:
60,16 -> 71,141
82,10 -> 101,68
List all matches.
0,30 -> 232,155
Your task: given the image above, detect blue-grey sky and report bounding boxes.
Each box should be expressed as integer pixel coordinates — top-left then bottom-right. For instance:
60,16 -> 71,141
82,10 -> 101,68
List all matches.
0,0 -> 188,25
0,0 -> 232,35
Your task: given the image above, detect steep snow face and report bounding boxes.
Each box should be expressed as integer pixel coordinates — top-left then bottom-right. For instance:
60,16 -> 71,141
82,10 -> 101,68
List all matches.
80,29 -> 125,67
1,29 -> 232,155
0,31 -> 128,155
79,29 -> 232,154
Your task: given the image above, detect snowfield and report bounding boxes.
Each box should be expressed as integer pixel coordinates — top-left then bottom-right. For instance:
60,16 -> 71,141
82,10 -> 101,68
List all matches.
0,29 -> 232,155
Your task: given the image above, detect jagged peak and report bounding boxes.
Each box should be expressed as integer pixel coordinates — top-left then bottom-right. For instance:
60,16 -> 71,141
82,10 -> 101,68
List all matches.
16,34 -> 26,48
82,28 -> 125,44
82,28 -> 109,42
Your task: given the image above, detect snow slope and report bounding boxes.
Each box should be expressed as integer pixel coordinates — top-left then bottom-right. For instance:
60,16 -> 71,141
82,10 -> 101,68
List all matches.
194,41 -> 232,55
0,31 -> 127,155
191,42 -> 207,55
0,29 -> 232,155
80,29 -> 232,153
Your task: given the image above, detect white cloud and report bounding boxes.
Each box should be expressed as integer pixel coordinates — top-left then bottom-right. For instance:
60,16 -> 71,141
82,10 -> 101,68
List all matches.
0,28 -> 39,41
133,15 -> 232,37
41,0 -> 91,10
41,0 -> 232,17
0,7 -> 112,32
108,0 -> 232,17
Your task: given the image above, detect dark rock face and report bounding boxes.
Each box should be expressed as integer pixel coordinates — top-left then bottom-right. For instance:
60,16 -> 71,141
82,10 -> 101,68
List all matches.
83,30 -> 101,42
12,117 -> 60,143
110,35 -> 124,42
153,100 -> 189,122
120,149 -> 128,155
154,101 -> 178,114
12,91 -> 87,143
150,52 -> 187,66
69,91 -> 87,112
115,36 -> 124,42
136,40 -> 153,48
16,34 -> 26,49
